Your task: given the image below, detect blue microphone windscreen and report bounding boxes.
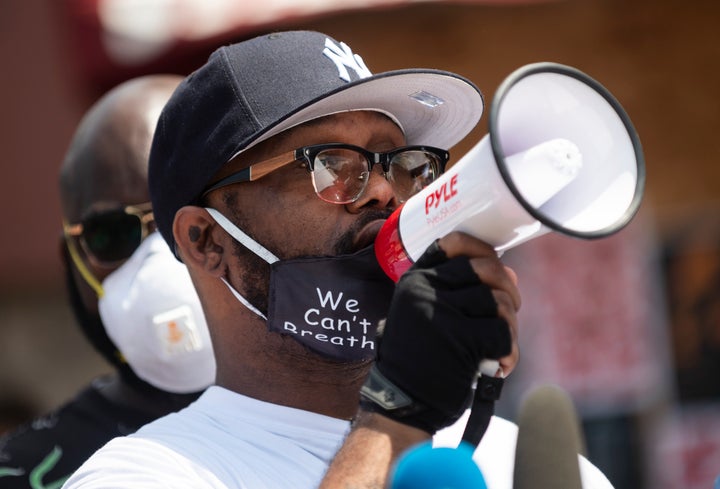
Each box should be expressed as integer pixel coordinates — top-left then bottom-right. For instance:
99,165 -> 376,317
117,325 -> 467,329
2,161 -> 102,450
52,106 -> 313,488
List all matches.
390,441 -> 488,489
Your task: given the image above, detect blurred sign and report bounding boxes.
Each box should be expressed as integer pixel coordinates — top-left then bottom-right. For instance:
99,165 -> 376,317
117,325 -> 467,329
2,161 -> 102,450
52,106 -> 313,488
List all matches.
501,215 -> 671,415
660,207 -> 720,402
652,404 -> 720,489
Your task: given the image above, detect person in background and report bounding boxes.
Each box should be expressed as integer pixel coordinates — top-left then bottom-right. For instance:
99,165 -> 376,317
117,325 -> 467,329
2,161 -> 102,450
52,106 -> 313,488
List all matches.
63,31 -> 612,489
0,75 -> 215,489
0,396 -> 37,436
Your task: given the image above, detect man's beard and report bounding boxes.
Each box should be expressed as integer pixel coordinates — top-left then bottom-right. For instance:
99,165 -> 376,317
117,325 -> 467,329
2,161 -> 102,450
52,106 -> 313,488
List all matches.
332,209 -> 392,255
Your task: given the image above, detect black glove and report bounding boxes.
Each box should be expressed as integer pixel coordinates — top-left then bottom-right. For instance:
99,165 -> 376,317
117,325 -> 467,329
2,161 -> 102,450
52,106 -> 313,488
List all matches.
360,240 -> 512,433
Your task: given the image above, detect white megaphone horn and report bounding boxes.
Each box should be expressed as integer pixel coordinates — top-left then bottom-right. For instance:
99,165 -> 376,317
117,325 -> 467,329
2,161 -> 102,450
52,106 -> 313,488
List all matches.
375,62 -> 646,283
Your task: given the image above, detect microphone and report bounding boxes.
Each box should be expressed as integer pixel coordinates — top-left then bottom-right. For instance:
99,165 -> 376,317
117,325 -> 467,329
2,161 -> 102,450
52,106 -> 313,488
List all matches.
513,384 -> 585,489
390,441 -> 488,489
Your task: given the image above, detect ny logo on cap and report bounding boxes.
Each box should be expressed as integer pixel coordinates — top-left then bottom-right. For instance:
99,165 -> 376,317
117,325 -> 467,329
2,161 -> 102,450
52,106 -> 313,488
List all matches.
323,38 -> 372,82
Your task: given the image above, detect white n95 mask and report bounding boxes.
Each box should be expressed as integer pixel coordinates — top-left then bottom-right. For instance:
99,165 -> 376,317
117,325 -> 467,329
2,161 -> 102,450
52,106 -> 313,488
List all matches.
99,231 -> 216,393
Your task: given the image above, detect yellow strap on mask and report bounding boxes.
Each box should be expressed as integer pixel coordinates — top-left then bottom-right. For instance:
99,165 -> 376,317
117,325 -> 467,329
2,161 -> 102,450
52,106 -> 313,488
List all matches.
64,230 -> 105,298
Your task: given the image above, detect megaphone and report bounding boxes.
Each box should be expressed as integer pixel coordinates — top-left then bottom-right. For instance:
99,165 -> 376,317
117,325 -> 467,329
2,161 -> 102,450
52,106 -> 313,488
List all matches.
375,62 -> 645,282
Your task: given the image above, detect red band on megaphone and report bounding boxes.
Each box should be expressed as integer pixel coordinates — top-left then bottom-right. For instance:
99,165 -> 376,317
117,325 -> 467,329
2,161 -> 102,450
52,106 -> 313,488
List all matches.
375,205 -> 412,282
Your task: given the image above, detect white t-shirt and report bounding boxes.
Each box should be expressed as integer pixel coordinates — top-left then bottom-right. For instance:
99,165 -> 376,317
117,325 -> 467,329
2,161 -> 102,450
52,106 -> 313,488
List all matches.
62,386 -> 613,489
434,410 -> 613,489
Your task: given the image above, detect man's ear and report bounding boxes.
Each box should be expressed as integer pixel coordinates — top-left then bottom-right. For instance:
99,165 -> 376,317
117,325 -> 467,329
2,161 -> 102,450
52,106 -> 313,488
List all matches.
173,206 -> 225,276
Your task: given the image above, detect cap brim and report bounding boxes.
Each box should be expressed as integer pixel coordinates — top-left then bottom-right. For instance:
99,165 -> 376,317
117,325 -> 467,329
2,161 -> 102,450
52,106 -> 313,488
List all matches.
238,69 -> 484,156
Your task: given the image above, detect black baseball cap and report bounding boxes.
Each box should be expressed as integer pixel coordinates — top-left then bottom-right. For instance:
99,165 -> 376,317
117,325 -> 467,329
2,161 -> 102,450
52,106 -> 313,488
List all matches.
149,30 -> 484,254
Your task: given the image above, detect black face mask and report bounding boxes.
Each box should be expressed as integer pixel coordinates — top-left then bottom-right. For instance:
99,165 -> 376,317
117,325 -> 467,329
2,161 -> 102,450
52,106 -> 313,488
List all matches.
208,208 -> 394,363
266,246 -> 394,362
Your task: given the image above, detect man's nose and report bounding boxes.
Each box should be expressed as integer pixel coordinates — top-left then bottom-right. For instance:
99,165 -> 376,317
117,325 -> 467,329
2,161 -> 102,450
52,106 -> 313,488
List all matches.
344,165 -> 398,212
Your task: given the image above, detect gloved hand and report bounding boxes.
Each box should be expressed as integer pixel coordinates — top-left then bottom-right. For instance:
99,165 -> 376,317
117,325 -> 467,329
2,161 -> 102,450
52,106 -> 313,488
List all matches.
361,235 -> 517,434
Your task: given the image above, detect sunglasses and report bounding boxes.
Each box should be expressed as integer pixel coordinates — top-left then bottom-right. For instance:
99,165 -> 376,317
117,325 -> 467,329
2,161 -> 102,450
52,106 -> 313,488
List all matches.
63,202 -> 154,267
202,143 -> 450,204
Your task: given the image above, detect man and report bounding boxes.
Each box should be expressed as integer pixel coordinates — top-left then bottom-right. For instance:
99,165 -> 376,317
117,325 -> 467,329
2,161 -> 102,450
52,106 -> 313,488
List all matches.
63,31 -> 612,488
0,75 -> 215,488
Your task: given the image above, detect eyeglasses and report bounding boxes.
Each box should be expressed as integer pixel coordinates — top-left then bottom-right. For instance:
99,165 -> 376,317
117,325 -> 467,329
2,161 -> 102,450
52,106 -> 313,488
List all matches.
63,202 -> 154,267
202,143 -> 450,204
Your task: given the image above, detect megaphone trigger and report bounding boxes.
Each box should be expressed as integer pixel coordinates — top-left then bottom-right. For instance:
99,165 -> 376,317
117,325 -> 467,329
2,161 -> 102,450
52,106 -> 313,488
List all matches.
462,359 -> 505,446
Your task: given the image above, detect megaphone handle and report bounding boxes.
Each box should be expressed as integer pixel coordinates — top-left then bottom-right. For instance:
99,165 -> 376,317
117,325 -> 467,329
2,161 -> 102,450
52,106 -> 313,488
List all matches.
461,359 -> 504,446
